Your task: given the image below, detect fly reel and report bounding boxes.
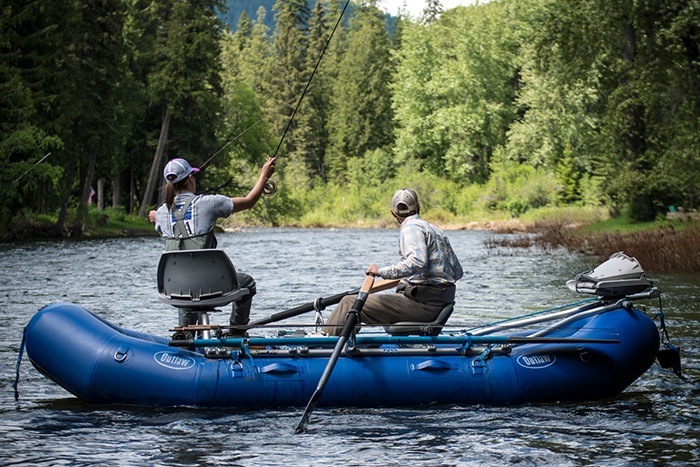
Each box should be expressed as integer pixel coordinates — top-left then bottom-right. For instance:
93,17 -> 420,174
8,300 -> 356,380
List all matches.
263,180 -> 277,196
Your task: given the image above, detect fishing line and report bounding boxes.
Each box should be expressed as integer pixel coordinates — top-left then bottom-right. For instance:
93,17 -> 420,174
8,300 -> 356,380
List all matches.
264,0 -> 351,196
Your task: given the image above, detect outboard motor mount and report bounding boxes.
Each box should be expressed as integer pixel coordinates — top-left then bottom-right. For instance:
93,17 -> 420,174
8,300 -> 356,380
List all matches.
567,251 -> 653,299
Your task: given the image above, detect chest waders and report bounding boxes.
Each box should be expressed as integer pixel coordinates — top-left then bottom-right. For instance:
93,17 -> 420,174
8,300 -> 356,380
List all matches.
162,196 -> 254,331
164,195 -> 217,251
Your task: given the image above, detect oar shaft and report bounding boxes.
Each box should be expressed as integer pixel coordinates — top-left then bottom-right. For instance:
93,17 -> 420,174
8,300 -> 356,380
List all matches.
248,279 -> 399,327
295,274 -> 375,433
249,289 -> 356,326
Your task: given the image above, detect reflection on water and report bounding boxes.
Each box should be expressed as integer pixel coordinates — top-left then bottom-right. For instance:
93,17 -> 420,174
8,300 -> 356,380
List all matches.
1,228 -> 698,466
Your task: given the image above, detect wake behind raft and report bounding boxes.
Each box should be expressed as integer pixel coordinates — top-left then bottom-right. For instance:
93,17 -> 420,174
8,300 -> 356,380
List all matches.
19,252 -> 684,408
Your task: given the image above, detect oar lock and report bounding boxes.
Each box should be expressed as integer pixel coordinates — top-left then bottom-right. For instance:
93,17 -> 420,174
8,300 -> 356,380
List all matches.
313,297 -> 326,329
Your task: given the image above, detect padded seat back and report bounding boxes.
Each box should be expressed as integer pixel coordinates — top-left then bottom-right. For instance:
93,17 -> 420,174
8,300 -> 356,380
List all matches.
384,302 -> 455,336
157,249 -> 245,309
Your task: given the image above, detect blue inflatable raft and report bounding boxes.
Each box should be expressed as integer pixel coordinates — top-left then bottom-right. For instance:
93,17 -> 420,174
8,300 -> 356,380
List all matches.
22,252 -> 667,409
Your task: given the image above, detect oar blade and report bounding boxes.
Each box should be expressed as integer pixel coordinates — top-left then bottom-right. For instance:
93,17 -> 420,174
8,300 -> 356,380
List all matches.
295,390 -> 323,433
294,330 -> 352,433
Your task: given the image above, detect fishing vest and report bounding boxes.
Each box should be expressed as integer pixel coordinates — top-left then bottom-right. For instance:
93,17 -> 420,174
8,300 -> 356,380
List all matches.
164,195 -> 217,251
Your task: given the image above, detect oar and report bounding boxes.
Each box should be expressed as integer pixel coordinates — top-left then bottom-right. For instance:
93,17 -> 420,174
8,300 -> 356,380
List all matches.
247,278 -> 399,327
295,274 -> 375,433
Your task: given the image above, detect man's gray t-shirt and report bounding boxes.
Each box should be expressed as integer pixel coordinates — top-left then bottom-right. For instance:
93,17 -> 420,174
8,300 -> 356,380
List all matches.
154,192 -> 234,237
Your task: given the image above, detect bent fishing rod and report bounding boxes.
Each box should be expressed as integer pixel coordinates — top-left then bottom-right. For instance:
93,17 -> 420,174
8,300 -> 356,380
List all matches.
196,0 -> 350,196
262,0 -> 351,196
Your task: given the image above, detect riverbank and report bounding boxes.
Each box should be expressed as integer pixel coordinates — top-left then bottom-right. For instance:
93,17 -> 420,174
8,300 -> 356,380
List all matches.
487,215 -> 700,273
5,206 -> 698,272
0,209 -> 161,241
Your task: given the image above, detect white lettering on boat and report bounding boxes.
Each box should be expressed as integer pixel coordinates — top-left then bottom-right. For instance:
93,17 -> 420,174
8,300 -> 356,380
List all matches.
516,353 -> 556,369
154,351 -> 195,370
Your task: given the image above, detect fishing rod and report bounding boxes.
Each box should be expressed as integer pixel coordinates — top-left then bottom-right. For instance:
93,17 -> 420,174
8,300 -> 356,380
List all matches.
199,118 -> 264,171
196,116 -> 267,195
263,0 -> 351,196
0,152 -> 52,197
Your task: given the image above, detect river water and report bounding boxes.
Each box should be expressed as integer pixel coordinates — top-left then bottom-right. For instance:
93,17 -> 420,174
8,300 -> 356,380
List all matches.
1,228 -> 698,466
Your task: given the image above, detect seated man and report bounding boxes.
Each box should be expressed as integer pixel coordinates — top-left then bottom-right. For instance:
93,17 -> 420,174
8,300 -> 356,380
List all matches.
324,188 -> 463,336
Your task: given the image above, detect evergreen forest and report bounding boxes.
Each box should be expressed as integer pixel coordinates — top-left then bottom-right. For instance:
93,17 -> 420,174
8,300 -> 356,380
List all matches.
2,0 -> 699,238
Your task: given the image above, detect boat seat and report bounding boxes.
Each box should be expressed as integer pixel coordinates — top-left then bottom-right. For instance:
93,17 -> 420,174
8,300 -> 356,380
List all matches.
157,249 -> 248,310
383,302 -> 455,336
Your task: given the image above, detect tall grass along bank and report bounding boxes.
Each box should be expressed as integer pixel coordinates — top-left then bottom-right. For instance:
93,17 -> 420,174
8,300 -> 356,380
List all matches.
490,222 -> 700,273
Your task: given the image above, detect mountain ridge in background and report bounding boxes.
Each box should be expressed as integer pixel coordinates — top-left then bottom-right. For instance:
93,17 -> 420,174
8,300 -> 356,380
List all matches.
220,0 -> 396,33
220,0 -> 315,31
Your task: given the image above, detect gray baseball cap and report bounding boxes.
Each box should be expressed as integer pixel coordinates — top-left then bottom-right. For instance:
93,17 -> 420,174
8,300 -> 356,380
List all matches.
163,158 -> 199,184
391,188 -> 419,216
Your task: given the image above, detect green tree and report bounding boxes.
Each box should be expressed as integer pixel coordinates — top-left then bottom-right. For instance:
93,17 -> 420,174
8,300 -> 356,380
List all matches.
139,0 -> 226,217
0,0 -> 65,230
264,0 -> 310,154
326,2 -> 395,182
44,0 -> 128,232
227,7 -> 273,98
289,0 -> 333,185
520,0 -> 700,218
393,1 -> 522,182
505,0 -> 600,189
219,28 -> 276,193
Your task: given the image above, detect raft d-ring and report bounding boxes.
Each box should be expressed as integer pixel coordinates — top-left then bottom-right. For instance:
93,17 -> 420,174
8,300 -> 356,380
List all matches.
576,347 -> 592,363
263,180 -> 277,196
459,335 -> 473,355
113,347 -> 131,363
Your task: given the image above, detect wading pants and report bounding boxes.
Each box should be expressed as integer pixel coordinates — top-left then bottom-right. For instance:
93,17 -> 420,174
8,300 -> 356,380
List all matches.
323,283 -> 455,336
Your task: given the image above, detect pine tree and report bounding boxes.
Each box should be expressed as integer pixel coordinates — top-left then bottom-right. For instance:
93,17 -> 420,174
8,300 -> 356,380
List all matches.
264,0 -> 311,160
236,6 -> 273,98
422,0 -> 443,24
0,0 -> 64,228
52,0 -> 128,231
326,3 -> 395,182
219,10 -> 276,180
291,0 -> 332,184
139,0 -> 226,217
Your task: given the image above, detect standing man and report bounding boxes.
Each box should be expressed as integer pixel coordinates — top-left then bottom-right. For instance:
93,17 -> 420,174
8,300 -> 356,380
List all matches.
324,188 -> 463,336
